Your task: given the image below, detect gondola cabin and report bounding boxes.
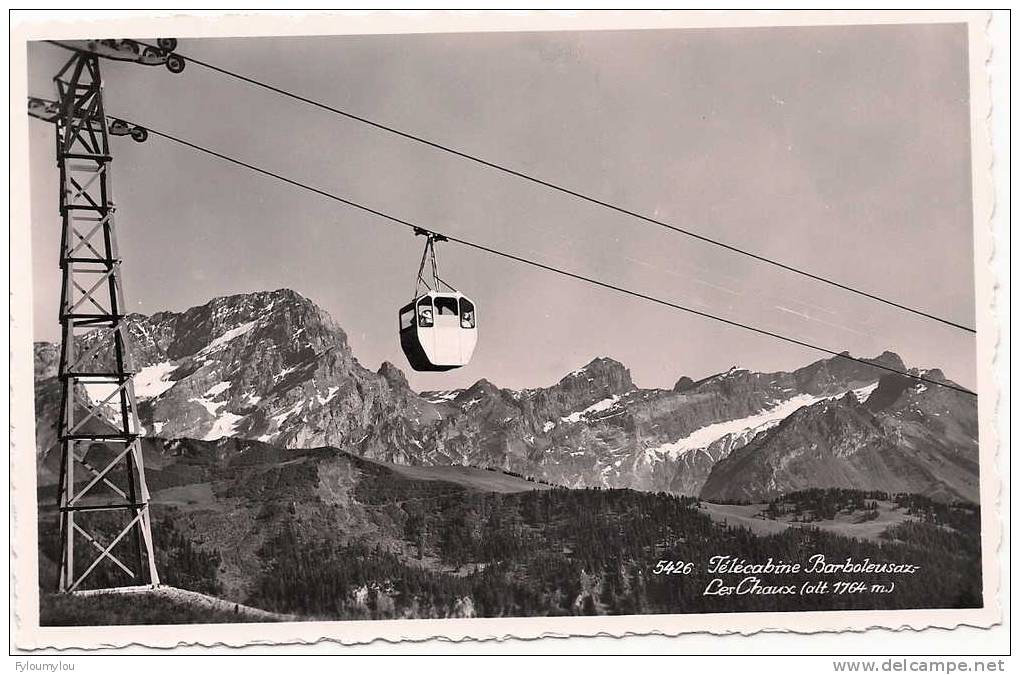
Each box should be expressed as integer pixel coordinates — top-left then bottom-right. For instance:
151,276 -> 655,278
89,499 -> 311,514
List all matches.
399,291 -> 477,371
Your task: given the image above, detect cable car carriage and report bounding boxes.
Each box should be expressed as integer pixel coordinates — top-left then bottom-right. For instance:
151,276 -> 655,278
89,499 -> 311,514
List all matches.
399,230 -> 477,371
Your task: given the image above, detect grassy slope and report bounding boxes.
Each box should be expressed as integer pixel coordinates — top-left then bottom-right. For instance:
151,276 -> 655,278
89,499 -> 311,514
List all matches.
40,587 -> 283,626
700,500 -> 915,542
382,463 -> 554,493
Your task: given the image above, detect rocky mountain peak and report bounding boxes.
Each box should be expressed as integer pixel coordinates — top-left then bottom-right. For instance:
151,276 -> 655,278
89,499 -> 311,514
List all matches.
673,375 -> 695,393
865,374 -> 916,412
378,361 -> 409,390
33,288 -> 389,453
560,357 -> 634,393
872,350 -> 907,372
701,366 -> 978,503
787,351 -> 905,396
456,378 -> 502,402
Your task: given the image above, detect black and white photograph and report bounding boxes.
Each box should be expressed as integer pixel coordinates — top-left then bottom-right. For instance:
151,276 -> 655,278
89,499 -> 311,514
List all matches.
9,10 -> 1006,653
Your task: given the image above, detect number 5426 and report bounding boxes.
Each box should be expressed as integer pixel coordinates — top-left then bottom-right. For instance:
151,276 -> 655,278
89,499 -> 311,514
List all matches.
652,560 -> 694,575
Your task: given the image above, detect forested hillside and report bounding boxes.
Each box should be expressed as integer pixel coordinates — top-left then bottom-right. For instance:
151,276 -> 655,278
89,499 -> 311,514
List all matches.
38,440 -> 982,623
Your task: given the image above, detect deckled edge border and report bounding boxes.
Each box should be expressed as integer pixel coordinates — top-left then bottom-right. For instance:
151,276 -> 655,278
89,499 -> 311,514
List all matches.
8,9 -> 1004,652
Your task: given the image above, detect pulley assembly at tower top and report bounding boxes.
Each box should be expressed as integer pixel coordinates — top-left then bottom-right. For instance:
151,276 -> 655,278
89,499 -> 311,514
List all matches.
50,38 -> 186,73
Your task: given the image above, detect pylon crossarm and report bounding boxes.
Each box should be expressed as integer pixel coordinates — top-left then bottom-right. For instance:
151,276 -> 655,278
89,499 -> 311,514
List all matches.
72,450 -> 129,500
68,507 -> 146,592
68,444 -> 133,505
71,523 -> 135,578
67,378 -> 130,434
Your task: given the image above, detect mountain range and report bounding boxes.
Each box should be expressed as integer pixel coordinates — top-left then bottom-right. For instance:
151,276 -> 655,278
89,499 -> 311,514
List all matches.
32,288 -> 979,502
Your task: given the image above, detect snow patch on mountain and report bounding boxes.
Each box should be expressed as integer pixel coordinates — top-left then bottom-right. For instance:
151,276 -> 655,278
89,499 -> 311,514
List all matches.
272,400 -> 304,427
317,386 -> 340,406
204,411 -> 245,441
648,393 -> 826,459
198,320 -> 258,356
420,390 -> 462,404
561,395 -> 621,424
204,381 -> 231,398
134,362 -> 179,399
853,382 -> 880,403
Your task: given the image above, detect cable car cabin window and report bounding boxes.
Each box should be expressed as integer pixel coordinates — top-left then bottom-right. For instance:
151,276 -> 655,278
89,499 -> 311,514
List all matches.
460,298 -> 476,329
435,296 -> 458,317
416,297 -> 434,327
400,306 -> 415,331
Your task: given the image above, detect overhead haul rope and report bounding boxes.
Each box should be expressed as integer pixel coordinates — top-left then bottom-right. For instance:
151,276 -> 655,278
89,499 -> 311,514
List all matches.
32,109 -> 974,397
126,41 -> 977,335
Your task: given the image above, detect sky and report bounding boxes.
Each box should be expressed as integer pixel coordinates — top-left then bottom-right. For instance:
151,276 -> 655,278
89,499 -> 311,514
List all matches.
27,23 -> 978,392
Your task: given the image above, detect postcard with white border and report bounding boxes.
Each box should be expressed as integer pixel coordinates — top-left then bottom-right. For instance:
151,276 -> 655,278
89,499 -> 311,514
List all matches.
10,9 -> 1004,650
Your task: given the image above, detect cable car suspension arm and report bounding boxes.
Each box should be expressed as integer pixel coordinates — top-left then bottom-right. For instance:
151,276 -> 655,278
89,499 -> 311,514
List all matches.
413,228 -> 456,297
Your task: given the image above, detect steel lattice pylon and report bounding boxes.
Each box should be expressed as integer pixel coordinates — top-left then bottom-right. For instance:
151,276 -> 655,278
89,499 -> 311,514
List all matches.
53,52 -> 159,592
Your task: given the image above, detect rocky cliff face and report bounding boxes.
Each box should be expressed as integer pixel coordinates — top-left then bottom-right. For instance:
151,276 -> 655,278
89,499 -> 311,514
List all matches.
700,371 -> 979,502
33,289 -> 978,500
